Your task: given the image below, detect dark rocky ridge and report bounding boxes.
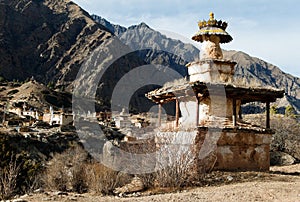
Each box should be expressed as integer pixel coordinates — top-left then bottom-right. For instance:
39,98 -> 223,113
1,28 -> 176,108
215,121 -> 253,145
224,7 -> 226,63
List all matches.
91,15 -> 127,36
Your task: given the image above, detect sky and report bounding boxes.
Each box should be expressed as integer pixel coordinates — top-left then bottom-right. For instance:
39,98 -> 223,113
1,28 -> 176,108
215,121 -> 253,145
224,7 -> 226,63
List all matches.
73,0 -> 300,77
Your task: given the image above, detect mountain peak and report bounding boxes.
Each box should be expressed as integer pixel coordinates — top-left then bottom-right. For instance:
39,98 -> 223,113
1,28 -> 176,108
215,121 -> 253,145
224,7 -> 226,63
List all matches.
128,22 -> 151,30
139,22 -> 149,28
92,15 -> 127,35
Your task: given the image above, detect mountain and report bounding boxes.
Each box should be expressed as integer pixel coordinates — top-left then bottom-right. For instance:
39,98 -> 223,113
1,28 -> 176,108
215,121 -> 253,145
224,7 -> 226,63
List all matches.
0,80 -> 72,110
93,15 -> 300,113
0,1 -> 299,114
0,0 -> 112,84
91,15 -> 127,36
92,15 -> 200,64
224,51 -> 300,112
0,0 -> 154,113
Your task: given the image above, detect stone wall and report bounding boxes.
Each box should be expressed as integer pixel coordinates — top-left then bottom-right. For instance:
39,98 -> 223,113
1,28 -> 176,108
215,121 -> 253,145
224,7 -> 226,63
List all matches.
117,128 -> 272,173
154,129 -> 272,173
197,128 -> 273,171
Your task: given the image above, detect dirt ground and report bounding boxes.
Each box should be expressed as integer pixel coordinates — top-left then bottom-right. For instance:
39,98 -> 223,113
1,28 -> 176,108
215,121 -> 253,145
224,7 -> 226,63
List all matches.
17,164 -> 300,202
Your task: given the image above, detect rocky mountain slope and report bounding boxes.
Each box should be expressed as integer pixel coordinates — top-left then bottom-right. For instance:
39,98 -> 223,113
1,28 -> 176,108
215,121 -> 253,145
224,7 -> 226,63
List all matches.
0,1 -> 172,113
0,80 -> 72,110
93,15 -> 300,113
224,50 -> 300,112
92,15 -> 199,66
0,0 -> 112,84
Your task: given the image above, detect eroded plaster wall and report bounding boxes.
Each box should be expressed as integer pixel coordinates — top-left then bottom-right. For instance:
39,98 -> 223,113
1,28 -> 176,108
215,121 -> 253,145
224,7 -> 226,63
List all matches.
214,131 -> 272,171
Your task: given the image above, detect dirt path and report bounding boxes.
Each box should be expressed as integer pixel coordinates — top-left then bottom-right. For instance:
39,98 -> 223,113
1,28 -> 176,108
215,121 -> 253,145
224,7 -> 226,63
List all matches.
103,180 -> 300,202
18,165 -> 300,202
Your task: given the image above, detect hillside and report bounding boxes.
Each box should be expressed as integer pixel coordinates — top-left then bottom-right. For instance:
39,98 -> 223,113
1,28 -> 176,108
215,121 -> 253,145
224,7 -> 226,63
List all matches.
91,15 -> 200,87
0,80 -> 72,110
0,0 -> 112,84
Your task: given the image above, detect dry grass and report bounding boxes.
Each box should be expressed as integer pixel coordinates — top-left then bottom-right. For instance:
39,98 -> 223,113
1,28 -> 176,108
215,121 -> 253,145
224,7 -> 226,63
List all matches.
244,114 -> 300,156
43,145 -> 130,195
43,146 -> 88,192
85,163 -> 130,195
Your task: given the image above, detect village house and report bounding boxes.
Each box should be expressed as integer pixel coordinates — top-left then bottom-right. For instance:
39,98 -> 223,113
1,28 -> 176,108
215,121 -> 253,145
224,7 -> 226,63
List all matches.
5,100 -> 75,127
43,106 -> 74,126
114,108 -> 133,129
8,101 -> 41,120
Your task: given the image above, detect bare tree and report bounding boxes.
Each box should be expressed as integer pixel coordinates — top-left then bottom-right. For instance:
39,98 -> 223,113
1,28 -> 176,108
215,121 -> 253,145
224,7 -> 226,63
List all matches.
0,158 -> 21,200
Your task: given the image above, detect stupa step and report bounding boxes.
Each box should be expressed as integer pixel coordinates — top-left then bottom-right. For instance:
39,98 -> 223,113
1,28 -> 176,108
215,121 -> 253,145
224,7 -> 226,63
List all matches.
187,59 -> 236,83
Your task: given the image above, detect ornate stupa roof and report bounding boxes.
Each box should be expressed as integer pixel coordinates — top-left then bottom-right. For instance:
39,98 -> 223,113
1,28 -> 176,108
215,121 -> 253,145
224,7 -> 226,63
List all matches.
192,12 -> 233,43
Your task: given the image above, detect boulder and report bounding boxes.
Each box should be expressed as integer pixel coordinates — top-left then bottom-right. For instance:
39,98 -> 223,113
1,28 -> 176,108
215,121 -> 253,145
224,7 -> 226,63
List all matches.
285,140 -> 300,161
114,176 -> 144,194
270,151 -> 295,166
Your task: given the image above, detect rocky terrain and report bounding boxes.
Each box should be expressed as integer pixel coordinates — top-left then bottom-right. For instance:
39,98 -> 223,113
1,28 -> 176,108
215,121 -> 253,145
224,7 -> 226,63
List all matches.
0,0 -> 150,112
224,50 -> 300,112
0,80 -> 72,111
0,0 -> 112,84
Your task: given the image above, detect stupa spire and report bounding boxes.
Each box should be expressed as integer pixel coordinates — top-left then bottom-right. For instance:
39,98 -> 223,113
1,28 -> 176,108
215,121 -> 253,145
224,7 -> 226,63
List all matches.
192,12 -> 232,60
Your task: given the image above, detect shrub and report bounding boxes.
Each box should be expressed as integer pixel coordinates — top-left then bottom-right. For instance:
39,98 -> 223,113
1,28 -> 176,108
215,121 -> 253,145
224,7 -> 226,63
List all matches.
270,105 -> 278,115
70,163 -> 88,193
43,146 -> 88,192
154,147 -> 196,188
47,82 -> 55,89
244,114 -> 300,157
136,173 -> 155,189
270,116 -> 300,152
285,105 -> 296,118
0,76 -> 5,82
0,136 -> 43,198
0,158 -> 20,200
43,145 -> 130,194
153,133 -> 211,188
43,154 -> 69,191
85,162 -> 130,195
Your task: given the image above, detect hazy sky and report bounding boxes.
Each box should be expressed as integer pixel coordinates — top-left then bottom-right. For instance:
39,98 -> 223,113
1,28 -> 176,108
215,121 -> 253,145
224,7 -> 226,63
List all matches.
73,0 -> 300,77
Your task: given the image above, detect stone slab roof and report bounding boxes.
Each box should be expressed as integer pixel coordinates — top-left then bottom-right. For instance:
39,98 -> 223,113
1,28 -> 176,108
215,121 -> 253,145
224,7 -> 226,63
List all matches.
146,80 -> 284,104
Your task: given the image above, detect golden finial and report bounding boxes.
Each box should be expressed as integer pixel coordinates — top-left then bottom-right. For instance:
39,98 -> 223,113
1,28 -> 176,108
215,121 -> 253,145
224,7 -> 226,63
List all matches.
198,21 -> 202,27
209,12 -> 214,20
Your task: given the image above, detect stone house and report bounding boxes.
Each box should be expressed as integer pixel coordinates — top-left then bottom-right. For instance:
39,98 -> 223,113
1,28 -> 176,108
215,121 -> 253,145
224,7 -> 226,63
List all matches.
8,101 -> 42,121
43,106 -> 74,126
